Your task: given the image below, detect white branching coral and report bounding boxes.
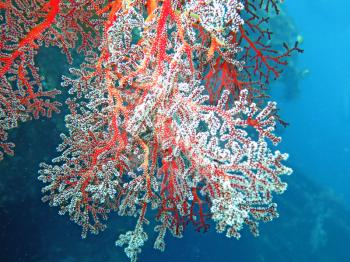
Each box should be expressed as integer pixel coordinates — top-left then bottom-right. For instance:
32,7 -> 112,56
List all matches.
116,221 -> 149,262
189,0 -> 244,31
210,178 -> 249,238
38,0 -> 293,261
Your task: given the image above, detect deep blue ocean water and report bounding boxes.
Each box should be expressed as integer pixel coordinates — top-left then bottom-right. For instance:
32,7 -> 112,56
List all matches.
280,0 -> 350,205
1,1 -> 349,261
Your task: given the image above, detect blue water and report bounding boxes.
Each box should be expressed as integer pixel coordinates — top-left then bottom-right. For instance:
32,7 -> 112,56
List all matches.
1,1 -> 350,261
280,0 -> 350,203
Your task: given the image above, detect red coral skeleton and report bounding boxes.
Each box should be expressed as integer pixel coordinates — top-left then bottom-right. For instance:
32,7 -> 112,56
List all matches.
0,0 -> 104,159
1,0 -> 300,261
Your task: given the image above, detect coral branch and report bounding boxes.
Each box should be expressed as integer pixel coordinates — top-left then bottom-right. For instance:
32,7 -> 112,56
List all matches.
0,0 -> 300,260
35,1 -> 298,261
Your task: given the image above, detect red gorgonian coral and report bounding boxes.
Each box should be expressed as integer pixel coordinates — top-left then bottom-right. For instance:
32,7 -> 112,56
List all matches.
0,0 -> 103,159
1,0 -> 301,261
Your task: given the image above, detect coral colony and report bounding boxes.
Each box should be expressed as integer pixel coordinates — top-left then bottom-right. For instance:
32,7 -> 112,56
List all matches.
1,0 -> 302,261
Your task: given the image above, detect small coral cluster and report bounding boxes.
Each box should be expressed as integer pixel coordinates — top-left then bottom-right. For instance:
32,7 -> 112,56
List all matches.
1,0 -> 301,261
0,0 -> 103,159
